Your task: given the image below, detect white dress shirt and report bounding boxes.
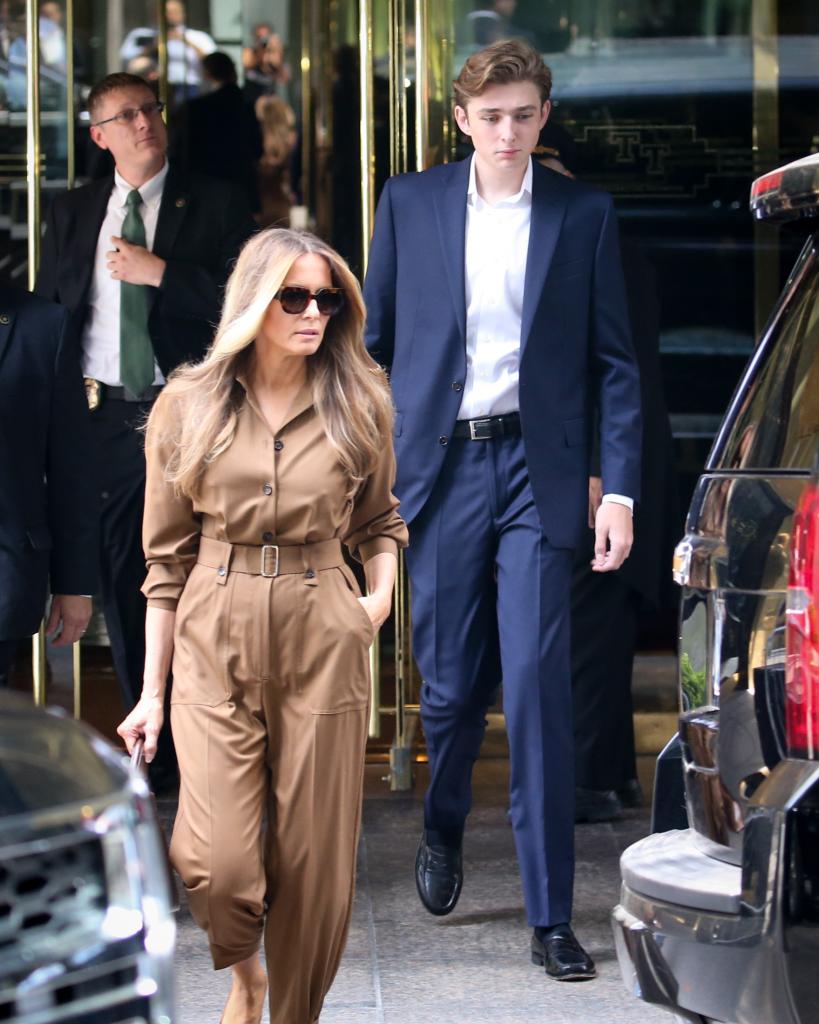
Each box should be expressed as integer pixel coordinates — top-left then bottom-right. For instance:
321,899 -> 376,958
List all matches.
82,162 -> 168,387
458,155 -> 531,421
458,155 -> 632,512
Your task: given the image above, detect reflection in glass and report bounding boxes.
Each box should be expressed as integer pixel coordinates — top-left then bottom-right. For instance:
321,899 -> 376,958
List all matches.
715,241 -> 819,471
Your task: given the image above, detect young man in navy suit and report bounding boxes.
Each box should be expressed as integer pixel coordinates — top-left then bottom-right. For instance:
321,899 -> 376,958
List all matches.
364,40 -> 641,980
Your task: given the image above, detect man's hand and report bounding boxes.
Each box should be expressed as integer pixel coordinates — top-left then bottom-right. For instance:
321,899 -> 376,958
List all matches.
108,237 -> 166,287
46,594 -> 92,646
588,476 -> 603,529
117,696 -> 164,763
592,502 -> 633,573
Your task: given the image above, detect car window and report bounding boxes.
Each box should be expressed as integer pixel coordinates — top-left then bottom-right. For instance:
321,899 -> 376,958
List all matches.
712,236 -> 819,472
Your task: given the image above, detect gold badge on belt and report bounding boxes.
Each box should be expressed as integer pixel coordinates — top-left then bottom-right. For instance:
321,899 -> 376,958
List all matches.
84,377 -> 102,411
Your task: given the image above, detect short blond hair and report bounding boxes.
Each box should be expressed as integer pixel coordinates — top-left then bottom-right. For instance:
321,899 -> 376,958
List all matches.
453,39 -> 552,109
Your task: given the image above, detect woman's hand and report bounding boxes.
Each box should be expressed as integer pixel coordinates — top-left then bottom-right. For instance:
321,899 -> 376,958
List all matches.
357,592 -> 391,632
117,696 -> 164,763
359,551 -> 398,633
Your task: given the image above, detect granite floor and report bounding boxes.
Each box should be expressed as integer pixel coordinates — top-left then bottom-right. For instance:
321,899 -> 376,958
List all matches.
165,753 -> 670,1024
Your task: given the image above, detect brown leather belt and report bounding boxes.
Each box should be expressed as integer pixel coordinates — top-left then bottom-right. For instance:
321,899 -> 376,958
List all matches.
197,535 -> 343,578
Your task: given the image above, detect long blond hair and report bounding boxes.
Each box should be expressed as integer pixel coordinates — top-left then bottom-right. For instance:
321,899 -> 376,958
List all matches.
151,228 -> 393,498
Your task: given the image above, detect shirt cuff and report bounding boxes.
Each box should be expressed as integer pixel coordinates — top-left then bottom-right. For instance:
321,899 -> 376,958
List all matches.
357,537 -> 399,564
602,493 -> 634,513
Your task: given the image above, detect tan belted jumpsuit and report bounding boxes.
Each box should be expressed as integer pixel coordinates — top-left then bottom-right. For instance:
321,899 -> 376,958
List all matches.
141,378 -> 407,1024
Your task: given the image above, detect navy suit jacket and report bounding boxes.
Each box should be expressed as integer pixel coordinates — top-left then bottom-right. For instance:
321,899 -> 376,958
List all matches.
363,156 -> 642,548
0,287 -> 98,638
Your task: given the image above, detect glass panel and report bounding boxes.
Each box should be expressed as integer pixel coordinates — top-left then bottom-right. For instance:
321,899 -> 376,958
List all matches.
714,239 -> 819,471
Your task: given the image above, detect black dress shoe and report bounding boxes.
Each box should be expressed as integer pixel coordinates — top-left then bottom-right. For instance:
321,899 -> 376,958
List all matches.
617,778 -> 644,808
531,924 -> 596,981
414,832 -> 462,916
574,787 -> 621,823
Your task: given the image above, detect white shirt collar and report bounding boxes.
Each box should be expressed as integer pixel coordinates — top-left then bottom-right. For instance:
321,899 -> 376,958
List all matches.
113,160 -> 169,207
467,155 -> 532,210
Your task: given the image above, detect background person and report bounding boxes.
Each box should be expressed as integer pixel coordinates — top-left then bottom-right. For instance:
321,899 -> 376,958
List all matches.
118,228 -> 407,1024
36,71 -> 255,792
242,27 -> 291,107
171,51 -> 262,212
254,93 -> 297,228
0,285 -> 97,685
120,0 -> 215,104
532,123 -> 680,822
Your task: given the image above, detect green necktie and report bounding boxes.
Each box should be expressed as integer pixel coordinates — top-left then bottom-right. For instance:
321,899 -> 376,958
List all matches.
119,189 -> 155,398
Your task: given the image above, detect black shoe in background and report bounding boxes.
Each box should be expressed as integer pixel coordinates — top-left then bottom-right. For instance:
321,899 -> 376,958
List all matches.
415,831 -> 463,916
617,778 -> 644,808
532,923 -> 596,981
574,786 -> 622,823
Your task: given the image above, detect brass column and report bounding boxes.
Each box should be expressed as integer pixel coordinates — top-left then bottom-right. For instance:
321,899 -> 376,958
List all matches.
358,0 -> 381,739
414,0 -> 429,171
751,3 -> 779,340
157,0 -> 169,116
26,0 -> 47,706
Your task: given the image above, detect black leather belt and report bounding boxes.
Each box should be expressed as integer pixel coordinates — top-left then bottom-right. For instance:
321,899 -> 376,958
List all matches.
452,412 -> 521,441
84,378 -> 162,410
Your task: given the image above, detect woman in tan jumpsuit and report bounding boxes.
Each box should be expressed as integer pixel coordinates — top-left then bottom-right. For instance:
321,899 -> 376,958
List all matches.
118,228 -> 407,1024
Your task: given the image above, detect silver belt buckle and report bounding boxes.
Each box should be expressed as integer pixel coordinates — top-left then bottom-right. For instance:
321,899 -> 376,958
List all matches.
260,545 -> 279,577
469,417 -> 492,441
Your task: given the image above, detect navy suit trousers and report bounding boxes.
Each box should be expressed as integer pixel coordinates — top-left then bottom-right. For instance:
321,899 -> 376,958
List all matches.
406,435 -> 575,927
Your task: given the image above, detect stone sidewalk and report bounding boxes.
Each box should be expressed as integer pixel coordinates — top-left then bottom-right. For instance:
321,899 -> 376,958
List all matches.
170,757 -> 669,1024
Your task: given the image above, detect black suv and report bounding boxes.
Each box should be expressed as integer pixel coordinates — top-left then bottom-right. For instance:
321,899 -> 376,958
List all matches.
613,154 -> 819,1024
0,694 -> 175,1023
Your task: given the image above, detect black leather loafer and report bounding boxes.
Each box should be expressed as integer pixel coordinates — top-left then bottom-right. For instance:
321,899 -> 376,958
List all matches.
574,787 -> 622,823
414,832 -> 463,916
531,924 -> 596,981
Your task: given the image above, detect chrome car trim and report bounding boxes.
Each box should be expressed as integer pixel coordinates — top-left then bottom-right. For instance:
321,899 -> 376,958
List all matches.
750,154 -> 819,222
615,760 -> 819,1024
620,828 -> 742,913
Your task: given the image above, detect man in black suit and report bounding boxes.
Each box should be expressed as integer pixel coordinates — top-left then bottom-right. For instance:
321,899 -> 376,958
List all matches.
0,286 -> 97,684
534,124 -> 679,821
171,51 -> 262,211
36,73 -> 255,783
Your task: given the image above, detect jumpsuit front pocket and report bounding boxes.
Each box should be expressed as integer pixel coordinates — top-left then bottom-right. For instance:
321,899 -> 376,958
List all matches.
171,563 -> 234,706
297,566 -> 374,713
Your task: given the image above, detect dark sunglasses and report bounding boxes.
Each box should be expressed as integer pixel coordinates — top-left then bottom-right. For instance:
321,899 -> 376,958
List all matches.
273,286 -> 346,316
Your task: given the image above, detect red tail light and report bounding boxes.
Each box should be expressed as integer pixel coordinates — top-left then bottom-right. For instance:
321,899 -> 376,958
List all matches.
785,478 -> 819,758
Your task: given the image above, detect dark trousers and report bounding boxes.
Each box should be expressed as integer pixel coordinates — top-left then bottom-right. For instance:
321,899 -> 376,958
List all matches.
93,399 -> 176,778
406,435 -> 574,928
570,559 -> 638,791
0,639 -> 18,687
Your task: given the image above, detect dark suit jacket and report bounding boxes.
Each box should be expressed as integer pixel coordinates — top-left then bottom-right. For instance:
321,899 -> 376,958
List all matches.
363,157 -> 642,548
35,164 -> 256,373
0,287 -> 98,639
583,240 -> 679,606
171,84 -> 263,211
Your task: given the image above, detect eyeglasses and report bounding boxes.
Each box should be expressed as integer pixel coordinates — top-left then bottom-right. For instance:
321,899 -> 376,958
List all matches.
273,286 -> 346,316
92,101 -> 165,128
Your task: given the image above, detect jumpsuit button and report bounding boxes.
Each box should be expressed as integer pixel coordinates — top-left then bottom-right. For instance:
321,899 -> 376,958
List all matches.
263,531 -> 274,543
274,439 -> 284,451
217,566 -> 226,577
305,568 -> 316,579
451,381 -> 463,392
263,483 -> 273,495
439,435 -> 448,446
